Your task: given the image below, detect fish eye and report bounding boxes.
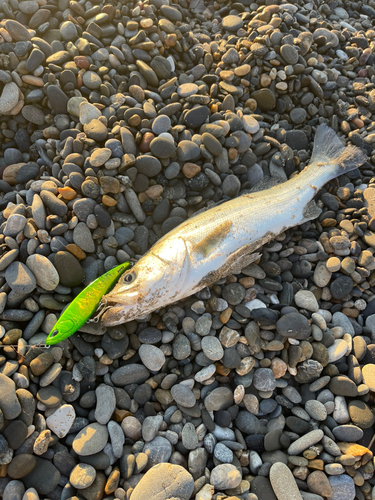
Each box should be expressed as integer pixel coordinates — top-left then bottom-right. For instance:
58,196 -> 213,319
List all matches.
123,271 -> 136,283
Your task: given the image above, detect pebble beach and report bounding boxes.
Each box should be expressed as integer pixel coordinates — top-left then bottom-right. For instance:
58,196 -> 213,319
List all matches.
0,0 -> 375,499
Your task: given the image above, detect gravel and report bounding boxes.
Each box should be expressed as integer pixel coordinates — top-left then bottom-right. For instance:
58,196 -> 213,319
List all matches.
0,1 -> 374,499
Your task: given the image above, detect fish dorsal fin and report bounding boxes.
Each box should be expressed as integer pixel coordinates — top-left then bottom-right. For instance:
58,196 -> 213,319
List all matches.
193,198 -> 228,217
193,176 -> 285,217
243,175 -> 285,195
192,220 -> 233,258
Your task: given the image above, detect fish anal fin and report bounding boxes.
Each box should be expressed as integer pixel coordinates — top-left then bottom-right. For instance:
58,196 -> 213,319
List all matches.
230,251 -> 262,274
192,220 -> 233,258
302,199 -> 322,223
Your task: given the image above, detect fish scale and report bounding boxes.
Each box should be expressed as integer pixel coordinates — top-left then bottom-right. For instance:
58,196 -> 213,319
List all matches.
98,125 -> 367,327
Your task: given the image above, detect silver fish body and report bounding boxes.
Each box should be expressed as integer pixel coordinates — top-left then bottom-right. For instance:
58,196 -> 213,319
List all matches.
99,125 -> 366,326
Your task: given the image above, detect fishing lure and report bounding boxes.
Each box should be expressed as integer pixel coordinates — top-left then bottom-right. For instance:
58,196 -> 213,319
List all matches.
46,262 -> 131,345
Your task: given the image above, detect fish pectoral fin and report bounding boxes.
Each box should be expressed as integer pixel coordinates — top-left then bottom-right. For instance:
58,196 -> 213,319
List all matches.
199,246 -> 262,288
192,220 -> 233,258
302,199 -> 322,223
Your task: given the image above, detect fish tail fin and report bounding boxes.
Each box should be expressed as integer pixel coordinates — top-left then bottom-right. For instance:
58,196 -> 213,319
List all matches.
310,124 -> 367,175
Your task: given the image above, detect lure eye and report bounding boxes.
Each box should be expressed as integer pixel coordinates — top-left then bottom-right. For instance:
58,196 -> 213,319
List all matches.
123,271 -> 136,284
51,330 -> 58,337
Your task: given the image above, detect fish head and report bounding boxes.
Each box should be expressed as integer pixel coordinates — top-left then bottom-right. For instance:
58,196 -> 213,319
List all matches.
101,237 -> 190,326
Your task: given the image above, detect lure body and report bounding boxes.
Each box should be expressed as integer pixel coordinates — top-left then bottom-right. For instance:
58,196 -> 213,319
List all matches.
98,125 -> 367,327
46,262 -> 130,345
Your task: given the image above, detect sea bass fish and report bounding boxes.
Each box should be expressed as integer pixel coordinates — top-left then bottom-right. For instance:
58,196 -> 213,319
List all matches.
98,125 -> 366,327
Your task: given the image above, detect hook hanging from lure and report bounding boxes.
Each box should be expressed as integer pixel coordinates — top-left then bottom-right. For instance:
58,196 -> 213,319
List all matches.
45,262 -> 131,345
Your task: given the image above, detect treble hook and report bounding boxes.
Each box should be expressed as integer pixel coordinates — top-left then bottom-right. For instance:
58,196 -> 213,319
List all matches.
88,299 -> 110,323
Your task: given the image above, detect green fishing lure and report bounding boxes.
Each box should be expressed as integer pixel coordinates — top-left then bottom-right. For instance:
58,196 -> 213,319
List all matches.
46,262 -> 131,345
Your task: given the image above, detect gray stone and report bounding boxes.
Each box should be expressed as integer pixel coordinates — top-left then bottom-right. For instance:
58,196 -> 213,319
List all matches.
69,463 -> 96,489
111,364 -> 150,385
130,463 -> 194,500
143,436 -> 172,468
329,475 -> 355,500
253,368 -> 276,392
3,480 -> 25,500
210,464 -> 241,490
142,415 -> 163,442
5,262 -> 36,294
4,214 -> 27,237
270,462 -> 303,500
288,429 -> 324,455
72,423 -> 108,456
171,384 -> 196,408
138,344 -> 165,371
0,374 -> 21,420
95,384 -> 116,425
73,222 -> 95,253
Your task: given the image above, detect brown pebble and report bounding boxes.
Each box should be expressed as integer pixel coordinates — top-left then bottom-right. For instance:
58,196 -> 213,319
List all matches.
307,471 -> 332,497
2,328 -> 22,345
228,148 -> 238,160
342,308 -> 359,318
74,56 -> 90,69
139,132 -> 154,153
7,454 -> 36,479
271,357 -> 287,378
164,34 -> 177,47
2,163 -> 26,185
308,459 -> 324,470
105,467 -> 120,494
102,195 -> 118,207
238,277 -> 255,288
215,363 -> 230,376
128,115 -> 141,127
58,187 -> 77,200
352,117 -> 364,129
113,409 -> 133,422
66,243 -> 86,260
145,185 -> 163,199
338,442 -> 373,460
21,75 -> 44,86
220,307 -> 232,324
321,218 -> 337,227
303,449 -> 318,460
182,163 -> 201,178
30,352 -> 54,376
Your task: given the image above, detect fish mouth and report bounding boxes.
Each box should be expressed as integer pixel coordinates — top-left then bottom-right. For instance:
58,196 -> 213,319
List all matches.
101,305 -> 130,326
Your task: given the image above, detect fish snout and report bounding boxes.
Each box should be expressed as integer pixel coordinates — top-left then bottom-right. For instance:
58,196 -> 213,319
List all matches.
101,305 -> 131,326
